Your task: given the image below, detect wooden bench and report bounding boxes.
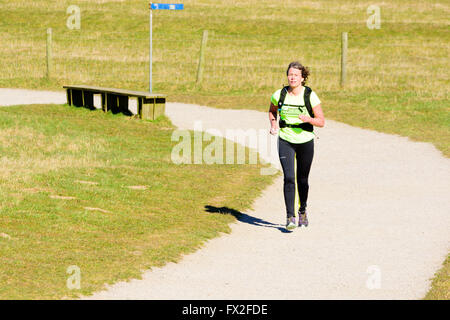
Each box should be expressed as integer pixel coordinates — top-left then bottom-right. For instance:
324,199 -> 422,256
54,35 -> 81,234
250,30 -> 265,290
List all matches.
63,85 -> 166,120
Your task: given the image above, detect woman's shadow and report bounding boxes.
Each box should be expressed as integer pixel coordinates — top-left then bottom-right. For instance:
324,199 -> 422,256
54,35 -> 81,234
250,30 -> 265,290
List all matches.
204,205 -> 292,233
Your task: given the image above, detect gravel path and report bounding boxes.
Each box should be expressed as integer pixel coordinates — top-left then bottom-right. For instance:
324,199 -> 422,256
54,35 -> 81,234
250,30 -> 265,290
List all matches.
1,88 -> 449,299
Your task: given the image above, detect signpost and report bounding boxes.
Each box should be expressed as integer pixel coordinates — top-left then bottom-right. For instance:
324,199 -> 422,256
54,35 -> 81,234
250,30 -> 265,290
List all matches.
149,3 -> 184,93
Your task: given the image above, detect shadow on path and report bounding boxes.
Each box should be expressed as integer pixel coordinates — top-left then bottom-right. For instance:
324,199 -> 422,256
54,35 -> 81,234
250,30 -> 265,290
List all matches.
204,205 -> 291,233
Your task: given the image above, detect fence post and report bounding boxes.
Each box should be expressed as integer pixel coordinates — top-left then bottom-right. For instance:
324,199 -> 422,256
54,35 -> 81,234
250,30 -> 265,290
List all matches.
46,28 -> 53,79
196,30 -> 208,85
340,32 -> 348,87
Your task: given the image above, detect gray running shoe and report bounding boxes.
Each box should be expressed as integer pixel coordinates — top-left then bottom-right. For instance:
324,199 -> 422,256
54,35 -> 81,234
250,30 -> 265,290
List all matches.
298,212 -> 309,227
286,217 -> 296,231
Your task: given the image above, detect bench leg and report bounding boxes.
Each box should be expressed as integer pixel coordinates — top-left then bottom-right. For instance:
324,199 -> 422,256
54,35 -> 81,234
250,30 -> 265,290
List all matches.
71,89 -> 83,107
101,93 -> 107,112
153,98 -> 156,120
138,97 -> 143,118
141,98 -> 153,120
142,98 -> 165,120
66,89 -> 72,105
154,98 -> 166,119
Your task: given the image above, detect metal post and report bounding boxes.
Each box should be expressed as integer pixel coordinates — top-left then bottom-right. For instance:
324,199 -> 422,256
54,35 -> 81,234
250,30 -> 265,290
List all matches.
149,3 -> 153,93
341,32 -> 348,87
46,28 -> 52,79
196,30 -> 208,85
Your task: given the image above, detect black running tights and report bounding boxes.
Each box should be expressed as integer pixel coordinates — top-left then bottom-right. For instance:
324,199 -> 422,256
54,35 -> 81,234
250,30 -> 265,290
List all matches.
278,137 -> 314,218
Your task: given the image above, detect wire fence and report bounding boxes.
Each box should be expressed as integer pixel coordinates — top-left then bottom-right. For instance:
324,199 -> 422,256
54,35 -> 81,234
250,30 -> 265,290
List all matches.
0,29 -> 447,93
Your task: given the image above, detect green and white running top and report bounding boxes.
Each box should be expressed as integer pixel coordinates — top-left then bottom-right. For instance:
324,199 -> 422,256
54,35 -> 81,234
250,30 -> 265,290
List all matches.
271,86 -> 321,144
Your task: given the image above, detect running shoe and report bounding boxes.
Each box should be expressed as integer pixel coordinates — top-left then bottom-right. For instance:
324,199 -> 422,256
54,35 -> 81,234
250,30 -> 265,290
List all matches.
286,217 -> 296,231
298,211 -> 309,227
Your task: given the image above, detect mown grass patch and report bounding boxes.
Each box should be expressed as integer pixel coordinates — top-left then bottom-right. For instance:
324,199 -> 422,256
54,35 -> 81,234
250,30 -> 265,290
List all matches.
0,104 -> 275,299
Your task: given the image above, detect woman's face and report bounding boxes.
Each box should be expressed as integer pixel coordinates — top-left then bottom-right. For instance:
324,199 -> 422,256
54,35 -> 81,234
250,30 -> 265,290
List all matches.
287,67 -> 304,88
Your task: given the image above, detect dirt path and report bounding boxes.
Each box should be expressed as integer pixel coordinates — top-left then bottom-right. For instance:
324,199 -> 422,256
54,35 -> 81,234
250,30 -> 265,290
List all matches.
1,88 -> 449,299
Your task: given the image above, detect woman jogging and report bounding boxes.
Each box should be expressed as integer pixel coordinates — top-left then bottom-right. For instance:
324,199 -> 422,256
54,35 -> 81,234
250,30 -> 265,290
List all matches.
269,61 -> 325,231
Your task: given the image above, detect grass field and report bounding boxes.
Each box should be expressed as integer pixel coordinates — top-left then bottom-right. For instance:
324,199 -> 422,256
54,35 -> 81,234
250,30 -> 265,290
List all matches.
0,0 -> 448,299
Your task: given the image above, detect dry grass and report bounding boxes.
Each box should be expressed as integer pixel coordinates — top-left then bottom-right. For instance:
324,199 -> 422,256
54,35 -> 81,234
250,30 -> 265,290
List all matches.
0,125 -> 108,180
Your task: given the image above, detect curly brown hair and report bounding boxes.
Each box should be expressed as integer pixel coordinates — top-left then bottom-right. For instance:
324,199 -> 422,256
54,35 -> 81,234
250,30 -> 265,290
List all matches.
286,61 -> 310,86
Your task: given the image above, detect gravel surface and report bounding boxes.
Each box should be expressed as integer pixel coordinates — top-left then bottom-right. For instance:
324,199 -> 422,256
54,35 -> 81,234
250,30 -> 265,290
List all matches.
1,88 -> 449,299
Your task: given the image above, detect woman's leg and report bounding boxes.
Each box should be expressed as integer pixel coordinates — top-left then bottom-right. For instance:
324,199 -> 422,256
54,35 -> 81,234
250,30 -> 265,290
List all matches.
295,139 -> 314,213
278,137 -> 296,219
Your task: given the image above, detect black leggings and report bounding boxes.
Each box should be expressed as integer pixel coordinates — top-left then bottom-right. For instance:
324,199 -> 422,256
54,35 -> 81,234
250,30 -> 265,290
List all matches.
278,137 -> 314,218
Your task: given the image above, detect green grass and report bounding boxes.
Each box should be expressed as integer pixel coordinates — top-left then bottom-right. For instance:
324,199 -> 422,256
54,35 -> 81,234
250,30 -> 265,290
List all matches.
0,104 -> 275,299
0,0 -> 448,299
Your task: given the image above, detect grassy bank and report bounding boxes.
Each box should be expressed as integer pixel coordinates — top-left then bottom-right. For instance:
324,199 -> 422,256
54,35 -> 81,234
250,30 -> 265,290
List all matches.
0,0 -> 448,299
424,256 -> 450,300
0,104 -> 274,299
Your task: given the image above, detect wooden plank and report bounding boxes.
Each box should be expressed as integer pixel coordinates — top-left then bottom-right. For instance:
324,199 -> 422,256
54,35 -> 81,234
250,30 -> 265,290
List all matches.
138,97 -> 142,118
196,30 -> 208,85
66,89 -> 71,105
153,97 -> 156,120
46,28 -> 52,79
63,85 -> 166,99
341,32 -> 348,87
141,97 -> 165,120
101,92 -> 105,112
63,85 -> 165,119
154,98 -> 165,119
141,98 -> 154,120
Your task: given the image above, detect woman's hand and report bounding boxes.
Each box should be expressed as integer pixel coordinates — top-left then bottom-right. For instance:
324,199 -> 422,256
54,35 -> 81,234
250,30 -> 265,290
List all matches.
299,105 -> 325,127
299,115 -> 311,123
270,126 -> 278,135
269,102 -> 279,135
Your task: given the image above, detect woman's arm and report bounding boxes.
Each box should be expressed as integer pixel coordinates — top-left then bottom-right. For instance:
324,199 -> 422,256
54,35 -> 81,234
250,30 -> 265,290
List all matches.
299,104 -> 325,127
269,102 -> 279,135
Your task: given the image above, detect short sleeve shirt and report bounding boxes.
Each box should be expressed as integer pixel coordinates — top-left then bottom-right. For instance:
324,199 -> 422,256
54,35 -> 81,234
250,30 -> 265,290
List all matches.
271,86 -> 321,144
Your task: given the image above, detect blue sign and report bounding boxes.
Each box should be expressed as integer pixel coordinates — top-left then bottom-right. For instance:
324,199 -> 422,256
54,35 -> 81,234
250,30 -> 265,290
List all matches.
151,3 -> 184,10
